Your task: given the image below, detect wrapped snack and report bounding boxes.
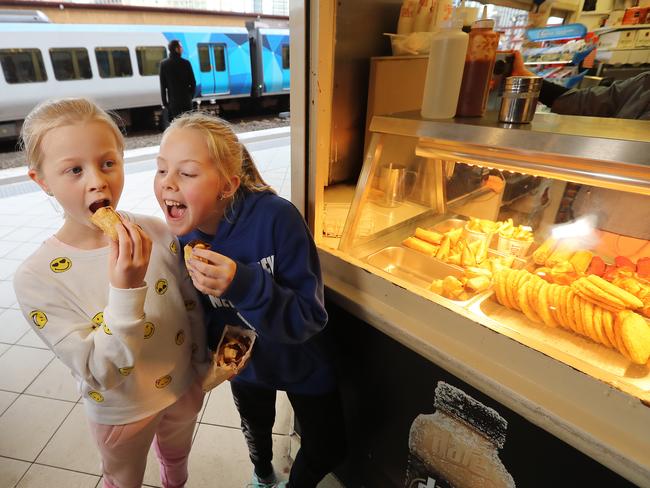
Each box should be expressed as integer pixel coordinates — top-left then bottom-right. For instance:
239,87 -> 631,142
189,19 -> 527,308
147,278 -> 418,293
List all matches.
201,325 -> 256,392
403,236 -> 438,256
90,206 -> 123,241
414,227 -> 443,245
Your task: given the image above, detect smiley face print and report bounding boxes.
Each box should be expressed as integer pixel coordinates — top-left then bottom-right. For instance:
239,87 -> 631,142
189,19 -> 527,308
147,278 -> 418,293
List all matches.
155,375 -> 172,389
175,330 -> 185,345
30,310 -> 48,329
88,391 -> 104,403
50,257 -> 72,273
103,323 -> 112,335
144,322 -> 155,339
119,366 -> 134,376
155,279 -> 168,295
169,240 -> 178,254
91,312 -> 104,330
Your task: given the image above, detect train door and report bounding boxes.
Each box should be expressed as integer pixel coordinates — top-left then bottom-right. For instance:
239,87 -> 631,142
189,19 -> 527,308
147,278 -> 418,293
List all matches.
197,43 -> 229,96
280,42 -> 290,91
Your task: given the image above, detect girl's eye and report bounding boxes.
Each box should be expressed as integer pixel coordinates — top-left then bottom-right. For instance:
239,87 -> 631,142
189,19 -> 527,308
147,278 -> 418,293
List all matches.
181,173 -> 196,178
103,160 -> 115,168
70,167 -> 82,175
157,169 -> 167,175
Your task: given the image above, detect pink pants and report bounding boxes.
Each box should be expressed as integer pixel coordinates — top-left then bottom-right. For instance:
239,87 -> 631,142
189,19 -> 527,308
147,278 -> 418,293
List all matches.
88,381 -> 204,488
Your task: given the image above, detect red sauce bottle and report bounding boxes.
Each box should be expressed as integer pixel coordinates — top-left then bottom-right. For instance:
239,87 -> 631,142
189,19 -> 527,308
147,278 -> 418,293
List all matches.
456,18 -> 500,117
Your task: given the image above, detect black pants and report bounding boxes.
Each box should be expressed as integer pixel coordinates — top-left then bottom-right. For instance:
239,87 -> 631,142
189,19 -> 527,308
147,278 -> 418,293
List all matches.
230,381 -> 347,488
168,100 -> 193,121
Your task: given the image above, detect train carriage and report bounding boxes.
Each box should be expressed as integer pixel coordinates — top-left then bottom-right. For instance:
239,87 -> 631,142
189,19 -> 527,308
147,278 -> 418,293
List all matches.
0,22 -> 290,140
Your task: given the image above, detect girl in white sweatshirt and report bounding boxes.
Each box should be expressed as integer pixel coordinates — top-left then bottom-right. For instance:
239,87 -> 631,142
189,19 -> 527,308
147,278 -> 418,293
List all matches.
13,98 -> 208,488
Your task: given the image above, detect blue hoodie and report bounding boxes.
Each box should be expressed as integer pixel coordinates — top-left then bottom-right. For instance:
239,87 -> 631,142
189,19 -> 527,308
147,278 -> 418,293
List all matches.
180,190 -> 335,394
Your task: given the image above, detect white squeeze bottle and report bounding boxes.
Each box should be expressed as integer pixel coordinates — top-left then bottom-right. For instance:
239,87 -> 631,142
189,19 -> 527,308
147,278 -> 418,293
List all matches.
421,11 -> 469,119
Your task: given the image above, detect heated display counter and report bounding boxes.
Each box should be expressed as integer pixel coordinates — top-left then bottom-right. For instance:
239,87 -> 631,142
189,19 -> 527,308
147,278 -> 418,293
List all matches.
317,111 -> 650,486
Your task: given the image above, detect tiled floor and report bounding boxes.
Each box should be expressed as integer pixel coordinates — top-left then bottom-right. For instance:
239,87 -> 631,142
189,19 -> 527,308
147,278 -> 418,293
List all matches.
0,132 -> 340,487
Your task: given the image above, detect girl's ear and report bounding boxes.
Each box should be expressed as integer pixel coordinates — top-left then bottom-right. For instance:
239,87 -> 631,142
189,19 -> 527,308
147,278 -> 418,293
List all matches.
28,169 -> 52,195
223,175 -> 241,198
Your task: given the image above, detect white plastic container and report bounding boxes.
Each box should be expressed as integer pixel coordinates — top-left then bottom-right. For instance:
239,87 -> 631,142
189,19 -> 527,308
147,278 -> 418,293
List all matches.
421,18 -> 469,119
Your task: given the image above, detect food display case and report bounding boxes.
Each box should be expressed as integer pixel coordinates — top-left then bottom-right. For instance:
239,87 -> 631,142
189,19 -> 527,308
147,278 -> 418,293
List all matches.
334,110 -> 650,401
315,110 -> 650,485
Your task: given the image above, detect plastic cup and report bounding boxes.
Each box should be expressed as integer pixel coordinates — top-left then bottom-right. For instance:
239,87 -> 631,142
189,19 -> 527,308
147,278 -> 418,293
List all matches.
497,234 -> 533,257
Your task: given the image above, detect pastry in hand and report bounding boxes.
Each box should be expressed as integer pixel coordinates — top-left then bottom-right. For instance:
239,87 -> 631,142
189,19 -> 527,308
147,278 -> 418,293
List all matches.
216,335 -> 252,369
184,240 -> 210,266
90,206 -> 123,241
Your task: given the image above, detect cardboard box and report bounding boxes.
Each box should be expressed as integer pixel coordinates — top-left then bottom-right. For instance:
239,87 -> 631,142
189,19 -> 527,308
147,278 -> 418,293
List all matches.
599,30 -> 638,49
596,49 -> 630,64
627,49 -> 650,64
635,29 -> 650,47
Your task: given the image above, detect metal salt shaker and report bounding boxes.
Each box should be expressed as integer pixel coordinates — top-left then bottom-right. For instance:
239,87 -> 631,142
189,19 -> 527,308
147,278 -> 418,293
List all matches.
498,76 -> 542,124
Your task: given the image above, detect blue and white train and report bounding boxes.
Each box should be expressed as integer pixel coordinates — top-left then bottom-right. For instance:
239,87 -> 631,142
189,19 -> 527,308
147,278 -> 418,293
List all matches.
0,22 -> 290,139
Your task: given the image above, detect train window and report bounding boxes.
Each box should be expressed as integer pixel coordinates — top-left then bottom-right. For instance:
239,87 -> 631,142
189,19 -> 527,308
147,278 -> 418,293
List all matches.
95,47 -> 133,78
198,43 -> 226,72
213,45 -> 226,72
198,45 -> 211,72
0,48 -> 47,84
136,46 -> 166,76
282,44 -> 290,70
49,48 -> 92,81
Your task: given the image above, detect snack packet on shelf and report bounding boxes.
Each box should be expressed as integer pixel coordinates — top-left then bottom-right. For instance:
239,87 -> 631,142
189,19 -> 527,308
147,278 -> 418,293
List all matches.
201,325 -> 256,392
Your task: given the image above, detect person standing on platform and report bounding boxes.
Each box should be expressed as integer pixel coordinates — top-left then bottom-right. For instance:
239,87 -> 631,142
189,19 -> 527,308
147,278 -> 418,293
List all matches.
159,40 -> 196,123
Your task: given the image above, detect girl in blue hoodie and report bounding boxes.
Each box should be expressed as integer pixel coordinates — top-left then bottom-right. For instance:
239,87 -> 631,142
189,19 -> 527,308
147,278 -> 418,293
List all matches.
154,112 -> 346,488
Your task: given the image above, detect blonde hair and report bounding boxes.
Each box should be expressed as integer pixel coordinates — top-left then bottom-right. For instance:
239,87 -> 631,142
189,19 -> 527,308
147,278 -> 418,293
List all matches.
20,98 -> 124,174
166,112 -> 272,194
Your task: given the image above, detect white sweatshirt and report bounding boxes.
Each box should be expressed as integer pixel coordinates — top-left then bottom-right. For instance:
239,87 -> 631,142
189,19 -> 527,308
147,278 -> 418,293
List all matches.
13,212 -> 207,425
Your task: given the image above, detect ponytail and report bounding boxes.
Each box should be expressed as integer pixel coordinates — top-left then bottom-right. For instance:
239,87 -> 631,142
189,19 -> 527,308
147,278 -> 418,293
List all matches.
240,146 -> 274,194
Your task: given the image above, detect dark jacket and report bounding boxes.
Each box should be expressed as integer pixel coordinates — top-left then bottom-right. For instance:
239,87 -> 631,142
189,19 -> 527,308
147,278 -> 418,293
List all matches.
159,51 -> 196,116
180,190 -> 336,395
541,71 -> 650,120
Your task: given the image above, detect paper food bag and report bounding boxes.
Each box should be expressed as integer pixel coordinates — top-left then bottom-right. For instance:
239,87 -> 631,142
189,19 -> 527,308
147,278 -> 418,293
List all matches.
201,325 -> 256,392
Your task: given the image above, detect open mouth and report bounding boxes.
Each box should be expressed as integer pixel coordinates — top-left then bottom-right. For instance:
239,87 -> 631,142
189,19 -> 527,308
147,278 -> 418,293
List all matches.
165,199 -> 187,219
89,199 -> 111,214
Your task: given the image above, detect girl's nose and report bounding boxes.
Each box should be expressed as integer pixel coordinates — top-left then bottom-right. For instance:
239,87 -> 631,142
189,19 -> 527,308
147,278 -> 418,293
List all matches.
162,173 -> 177,190
87,167 -> 108,191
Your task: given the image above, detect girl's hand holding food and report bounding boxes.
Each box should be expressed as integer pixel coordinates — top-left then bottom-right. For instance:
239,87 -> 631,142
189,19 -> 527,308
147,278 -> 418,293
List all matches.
109,220 -> 153,289
187,247 -> 237,297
